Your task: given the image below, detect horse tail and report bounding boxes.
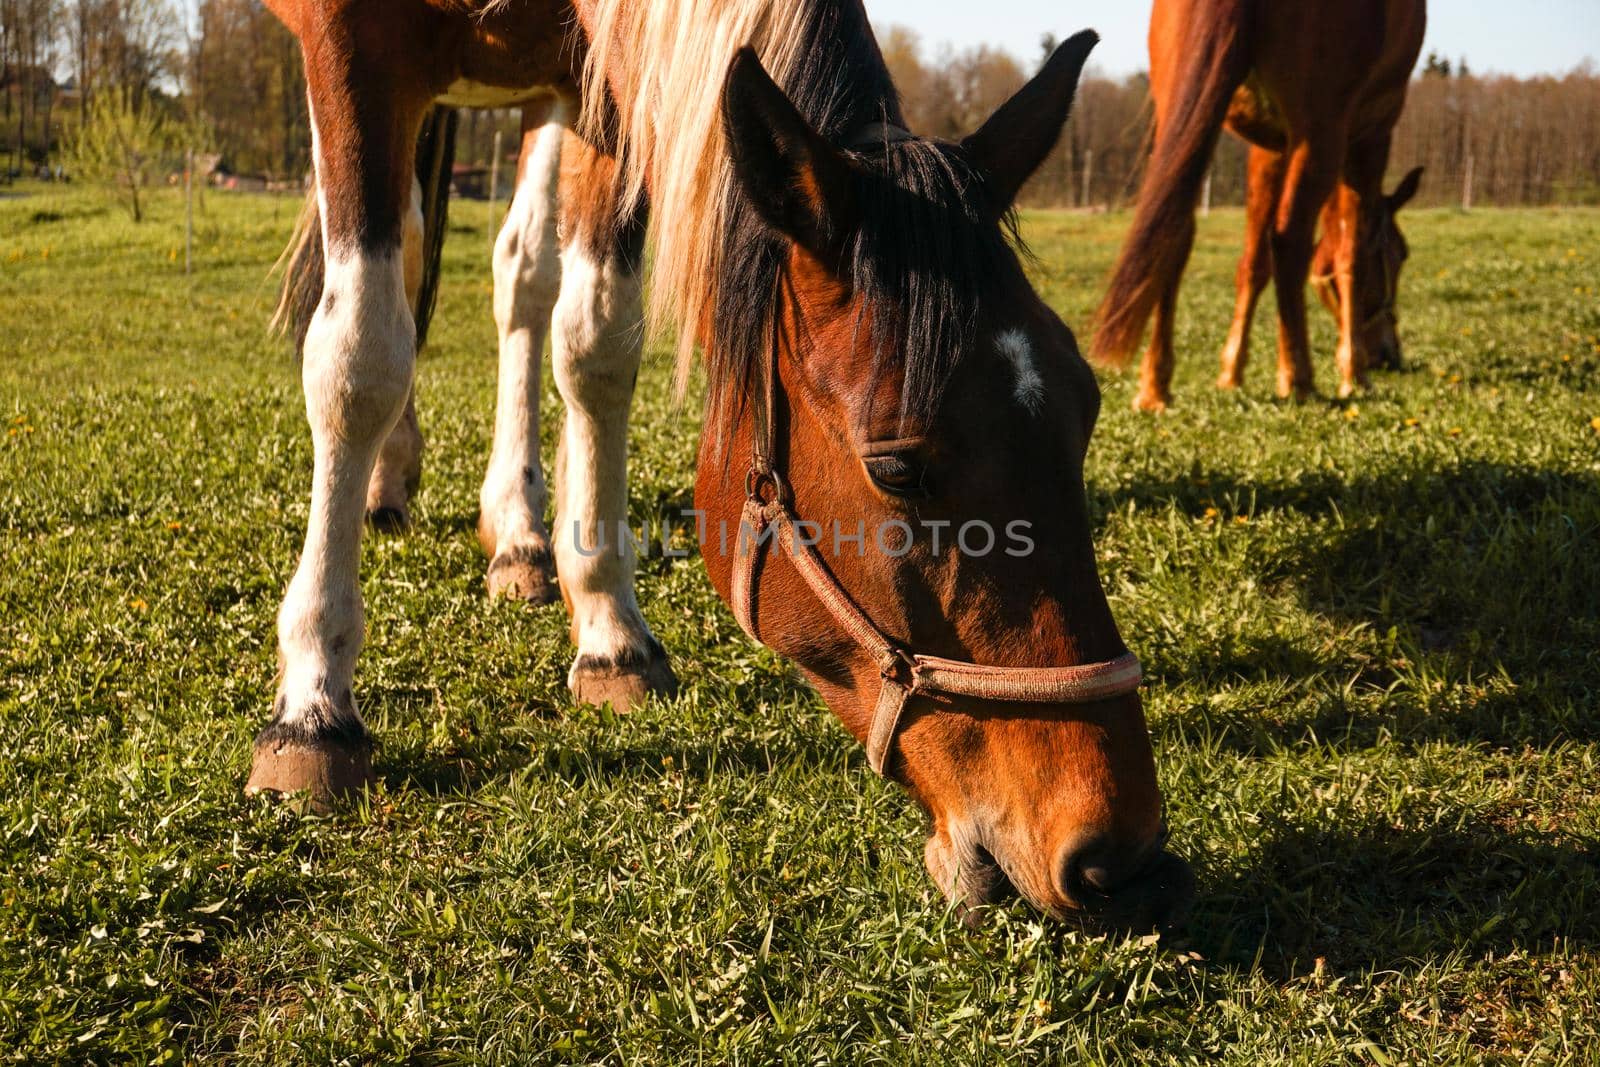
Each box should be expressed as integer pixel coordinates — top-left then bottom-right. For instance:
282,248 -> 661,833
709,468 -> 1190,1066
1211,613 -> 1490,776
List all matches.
271,106 -> 458,357
411,106 -> 458,351
1092,0 -> 1253,367
269,184 -> 323,357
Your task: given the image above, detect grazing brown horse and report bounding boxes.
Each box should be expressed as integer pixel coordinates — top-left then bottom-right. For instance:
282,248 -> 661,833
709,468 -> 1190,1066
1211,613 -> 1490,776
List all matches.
247,0 -> 1192,928
1094,0 -> 1427,411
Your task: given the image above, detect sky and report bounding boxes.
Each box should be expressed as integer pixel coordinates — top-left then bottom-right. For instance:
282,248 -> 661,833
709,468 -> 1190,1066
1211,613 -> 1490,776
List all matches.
866,0 -> 1598,79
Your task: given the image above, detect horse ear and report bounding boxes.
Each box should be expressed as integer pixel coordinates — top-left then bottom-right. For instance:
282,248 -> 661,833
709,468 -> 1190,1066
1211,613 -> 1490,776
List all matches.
1389,166 -> 1425,211
962,30 -> 1098,207
723,47 -> 856,257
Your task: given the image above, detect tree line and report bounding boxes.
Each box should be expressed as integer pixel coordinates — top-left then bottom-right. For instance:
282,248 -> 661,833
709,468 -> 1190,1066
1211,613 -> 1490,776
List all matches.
880,32 -> 1600,209
0,0 -> 305,179
3,1 -> 1597,209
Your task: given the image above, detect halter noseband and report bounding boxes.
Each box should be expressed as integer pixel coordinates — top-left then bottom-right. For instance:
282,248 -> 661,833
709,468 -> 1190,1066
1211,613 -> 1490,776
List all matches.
728,290 -> 1143,776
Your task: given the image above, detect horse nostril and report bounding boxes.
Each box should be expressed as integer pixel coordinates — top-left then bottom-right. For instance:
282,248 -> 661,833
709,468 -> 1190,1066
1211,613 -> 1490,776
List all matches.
1079,862 -> 1116,893
1058,836 -> 1122,900
1060,841 -> 1196,933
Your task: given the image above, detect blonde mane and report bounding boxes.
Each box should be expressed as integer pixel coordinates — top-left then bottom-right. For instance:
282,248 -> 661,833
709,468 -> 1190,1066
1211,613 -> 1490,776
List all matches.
579,0 -> 815,392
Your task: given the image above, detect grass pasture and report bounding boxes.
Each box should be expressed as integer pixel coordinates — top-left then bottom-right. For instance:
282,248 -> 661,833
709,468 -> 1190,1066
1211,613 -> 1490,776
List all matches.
2,183 -> 1599,1063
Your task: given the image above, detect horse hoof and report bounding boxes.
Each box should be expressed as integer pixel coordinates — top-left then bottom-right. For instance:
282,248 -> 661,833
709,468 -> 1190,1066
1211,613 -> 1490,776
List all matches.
245,726 -> 373,814
367,506 -> 411,534
569,642 -> 678,712
487,546 -> 560,604
1132,391 -> 1170,414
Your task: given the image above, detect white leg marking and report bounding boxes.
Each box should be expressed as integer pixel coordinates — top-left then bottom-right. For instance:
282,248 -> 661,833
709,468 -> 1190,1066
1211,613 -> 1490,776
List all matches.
276,239 -> 414,732
551,242 -> 658,676
996,329 -> 1045,414
480,107 -> 566,574
367,176 -> 427,520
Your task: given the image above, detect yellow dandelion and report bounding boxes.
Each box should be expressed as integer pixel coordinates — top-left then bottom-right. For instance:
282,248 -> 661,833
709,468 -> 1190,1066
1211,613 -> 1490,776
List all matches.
1590,417 -> 1600,435
130,598 -> 149,612
1448,427 -> 1464,437
1405,417 -> 1421,428
1233,515 -> 1250,526
1344,406 -> 1361,420
166,521 -> 184,531
1202,506 -> 1219,521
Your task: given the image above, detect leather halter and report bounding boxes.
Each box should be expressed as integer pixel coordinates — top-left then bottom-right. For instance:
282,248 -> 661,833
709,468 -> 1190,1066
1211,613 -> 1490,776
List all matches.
728,288 -> 1144,776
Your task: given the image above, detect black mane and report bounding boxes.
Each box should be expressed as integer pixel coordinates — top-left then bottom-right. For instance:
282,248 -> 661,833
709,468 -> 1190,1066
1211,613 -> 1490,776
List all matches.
708,0 -> 1023,444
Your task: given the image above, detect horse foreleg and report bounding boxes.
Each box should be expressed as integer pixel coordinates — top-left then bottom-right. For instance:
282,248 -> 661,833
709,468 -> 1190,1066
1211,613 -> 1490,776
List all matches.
1271,137 -> 1343,401
1332,133 -> 1394,394
550,134 -> 677,709
1218,146 -> 1284,391
366,176 -> 426,532
479,99 -> 568,603
247,31 -> 431,807
1328,181 -> 1370,398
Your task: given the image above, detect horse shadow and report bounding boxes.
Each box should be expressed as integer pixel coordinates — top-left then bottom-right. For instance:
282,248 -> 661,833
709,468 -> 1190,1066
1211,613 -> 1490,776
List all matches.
1093,459 -> 1600,752
1091,460 -> 1600,973
1183,819 -> 1600,978
371,669 -> 828,799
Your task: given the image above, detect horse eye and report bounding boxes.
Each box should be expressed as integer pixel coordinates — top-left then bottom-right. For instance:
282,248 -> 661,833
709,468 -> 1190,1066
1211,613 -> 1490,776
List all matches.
863,452 -> 930,499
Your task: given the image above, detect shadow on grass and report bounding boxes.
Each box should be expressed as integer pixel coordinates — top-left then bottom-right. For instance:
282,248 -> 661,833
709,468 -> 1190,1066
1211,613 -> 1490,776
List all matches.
1158,682 -> 1600,758
1100,460 -> 1600,747
374,673 -> 832,798
1188,819 -> 1600,977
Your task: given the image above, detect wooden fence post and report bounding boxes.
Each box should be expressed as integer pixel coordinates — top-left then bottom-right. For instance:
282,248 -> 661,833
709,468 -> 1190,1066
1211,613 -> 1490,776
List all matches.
184,147 -> 194,275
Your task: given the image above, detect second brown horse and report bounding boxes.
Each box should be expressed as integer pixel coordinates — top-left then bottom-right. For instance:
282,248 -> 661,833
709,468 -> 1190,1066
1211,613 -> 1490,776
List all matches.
1095,0 -> 1427,411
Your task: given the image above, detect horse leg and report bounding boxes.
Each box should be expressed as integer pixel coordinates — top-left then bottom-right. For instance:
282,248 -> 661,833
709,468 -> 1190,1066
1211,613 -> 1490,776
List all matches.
1218,146 -> 1284,390
1133,242 -> 1187,414
1310,199 -> 1342,322
247,27 -> 432,807
1332,133 -> 1392,395
1270,137 -> 1343,400
551,133 -> 677,708
366,176 -> 426,532
479,99 -> 567,603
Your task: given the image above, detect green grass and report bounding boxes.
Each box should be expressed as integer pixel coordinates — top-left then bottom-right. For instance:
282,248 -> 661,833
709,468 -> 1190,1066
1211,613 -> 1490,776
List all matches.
3,182 -> 1599,1063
